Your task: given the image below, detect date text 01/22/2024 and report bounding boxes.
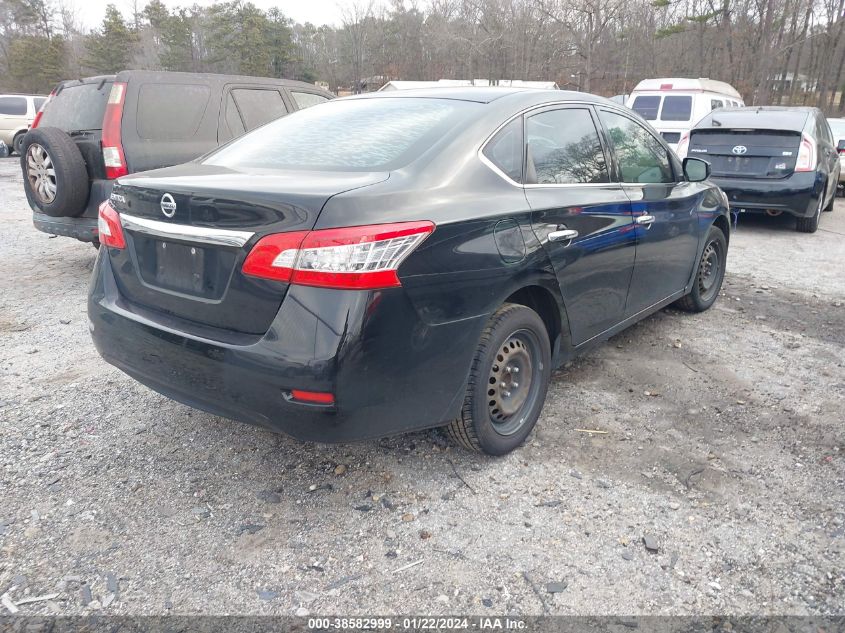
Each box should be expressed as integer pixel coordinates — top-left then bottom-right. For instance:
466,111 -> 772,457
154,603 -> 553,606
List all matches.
306,617 -> 528,630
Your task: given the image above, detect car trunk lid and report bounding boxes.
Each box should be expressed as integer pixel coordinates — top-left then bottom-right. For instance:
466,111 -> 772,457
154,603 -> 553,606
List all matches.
107,164 -> 389,335
688,128 -> 802,179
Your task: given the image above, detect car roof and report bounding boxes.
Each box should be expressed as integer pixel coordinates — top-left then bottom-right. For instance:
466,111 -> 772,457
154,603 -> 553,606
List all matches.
344,87 -> 616,107
695,106 -> 813,131
57,72 -> 332,96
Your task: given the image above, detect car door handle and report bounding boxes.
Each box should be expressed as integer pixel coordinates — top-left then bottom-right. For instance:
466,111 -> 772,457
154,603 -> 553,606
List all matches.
548,228 -> 579,242
636,214 -> 656,227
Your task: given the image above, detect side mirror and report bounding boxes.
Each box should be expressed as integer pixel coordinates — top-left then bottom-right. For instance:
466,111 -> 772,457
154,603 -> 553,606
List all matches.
683,157 -> 711,182
837,139 -> 845,152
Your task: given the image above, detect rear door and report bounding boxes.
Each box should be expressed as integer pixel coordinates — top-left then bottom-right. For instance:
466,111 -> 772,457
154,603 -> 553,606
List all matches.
596,108 -> 700,316
523,105 -> 636,345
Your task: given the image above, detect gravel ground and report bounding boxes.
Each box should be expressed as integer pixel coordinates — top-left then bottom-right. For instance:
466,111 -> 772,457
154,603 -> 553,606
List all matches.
0,155 -> 843,617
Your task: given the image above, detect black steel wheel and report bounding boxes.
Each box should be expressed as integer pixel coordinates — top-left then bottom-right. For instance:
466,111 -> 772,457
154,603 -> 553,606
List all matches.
674,225 -> 727,313
447,303 -> 551,455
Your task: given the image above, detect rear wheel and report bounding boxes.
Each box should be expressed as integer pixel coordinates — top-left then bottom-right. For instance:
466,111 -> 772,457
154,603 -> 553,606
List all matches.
674,225 -> 727,313
447,303 -> 551,456
823,185 -> 834,211
796,194 -> 823,233
12,132 -> 26,155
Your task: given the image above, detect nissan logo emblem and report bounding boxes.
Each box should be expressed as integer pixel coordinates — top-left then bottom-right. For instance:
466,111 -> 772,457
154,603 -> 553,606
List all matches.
160,193 -> 177,218
732,145 -> 748,155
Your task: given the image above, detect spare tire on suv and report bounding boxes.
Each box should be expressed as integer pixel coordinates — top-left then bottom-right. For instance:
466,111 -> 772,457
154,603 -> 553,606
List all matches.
21,127 -> 90,217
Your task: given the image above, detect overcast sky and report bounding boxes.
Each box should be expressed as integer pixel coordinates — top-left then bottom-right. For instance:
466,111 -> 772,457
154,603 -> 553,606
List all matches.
75,0 -> 367,30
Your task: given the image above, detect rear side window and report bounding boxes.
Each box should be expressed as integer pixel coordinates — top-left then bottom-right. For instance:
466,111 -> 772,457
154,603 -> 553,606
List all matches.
711,99 -> 724,110
632,96 -> 660,120
33,98 -> 46,112
483,118 -> 523,183
39,82 -> 110,131
599,110 -> 674,184
205,97 -> 480,172
292,91 -> 330,110
660,96 -> 692,121
525,108 -> 609,185
231,89 -> 288,131
0,96 -> 28,116
136,83 -> 211,140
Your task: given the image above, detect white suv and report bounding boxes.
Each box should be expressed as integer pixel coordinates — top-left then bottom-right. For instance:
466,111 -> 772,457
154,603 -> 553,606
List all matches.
0,94 -> 47,155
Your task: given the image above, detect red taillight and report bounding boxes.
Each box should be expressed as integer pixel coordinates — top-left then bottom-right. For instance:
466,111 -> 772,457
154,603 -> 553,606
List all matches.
102,82 -> 127,179
31,88 -> 56,130
242,221 -> 435,290
795,134 -> 816,172
97,201 -> 126,249
290,390 -> 335,405
675,132 -> 690,159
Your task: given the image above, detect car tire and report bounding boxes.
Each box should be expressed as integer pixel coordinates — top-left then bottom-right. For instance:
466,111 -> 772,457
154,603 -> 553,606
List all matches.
12,132 -> 26,156
796,194 -> 823,233
447,303 -> 551,456
20,127 -> 90,218
674,225 -> 727,313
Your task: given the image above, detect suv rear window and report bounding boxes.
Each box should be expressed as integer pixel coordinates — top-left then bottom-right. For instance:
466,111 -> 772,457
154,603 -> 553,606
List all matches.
632,96 -> 660,120
137,83 -> 211,140
40,82 -> 110,131
0,96 -> 28,116
660,96 -> 692,121
205,97 -> 480,172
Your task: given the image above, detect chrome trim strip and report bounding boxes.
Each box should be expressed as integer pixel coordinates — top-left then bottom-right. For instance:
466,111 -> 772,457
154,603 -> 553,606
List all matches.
120,214 -> 254,248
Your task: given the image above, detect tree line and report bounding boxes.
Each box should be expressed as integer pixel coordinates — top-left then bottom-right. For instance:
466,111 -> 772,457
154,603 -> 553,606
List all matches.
1,0 -> 843,113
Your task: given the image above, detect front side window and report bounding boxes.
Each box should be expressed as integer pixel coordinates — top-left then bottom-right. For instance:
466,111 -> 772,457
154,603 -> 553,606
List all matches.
483,118 -> 523,183
0,96 -> 28,116
292,91 -> 330,110
599,109 -> 674,184
631,95 -> 660,120
525,108 -> 609,185
660,96 -> 693,121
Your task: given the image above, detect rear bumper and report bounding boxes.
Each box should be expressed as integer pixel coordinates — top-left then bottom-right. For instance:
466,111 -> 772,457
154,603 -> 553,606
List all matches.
33,213 -> 99,242
711,172 -> 822,217
88,253 -> 483,443
29,179 -> 113,242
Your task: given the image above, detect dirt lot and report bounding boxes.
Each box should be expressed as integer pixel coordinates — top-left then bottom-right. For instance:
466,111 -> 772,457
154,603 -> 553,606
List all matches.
0,155 -> 843,617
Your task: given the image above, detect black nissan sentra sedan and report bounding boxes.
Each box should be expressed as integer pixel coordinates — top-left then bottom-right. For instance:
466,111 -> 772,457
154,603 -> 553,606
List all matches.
89,88 -> 730,455
677,106 -> 840,233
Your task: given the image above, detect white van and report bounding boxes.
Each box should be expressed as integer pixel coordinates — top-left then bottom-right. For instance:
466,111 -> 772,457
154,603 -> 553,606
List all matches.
625,78 -> 744,150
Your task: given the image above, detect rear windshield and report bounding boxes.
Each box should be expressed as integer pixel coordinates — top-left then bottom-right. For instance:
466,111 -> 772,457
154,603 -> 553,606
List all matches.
660,96 -> 692,121
631,96 -> 660,120
204,97 -> 481,172
40,81 -> 111,131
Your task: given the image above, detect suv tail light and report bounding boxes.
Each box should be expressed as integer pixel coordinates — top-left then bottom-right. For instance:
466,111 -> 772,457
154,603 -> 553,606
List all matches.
30,88 -> 56,130
97,201 -> 126,249
675,132 -> 690,159
795,134 -> 816,172
102,82 -> 128,179
242,221 -> 435,289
